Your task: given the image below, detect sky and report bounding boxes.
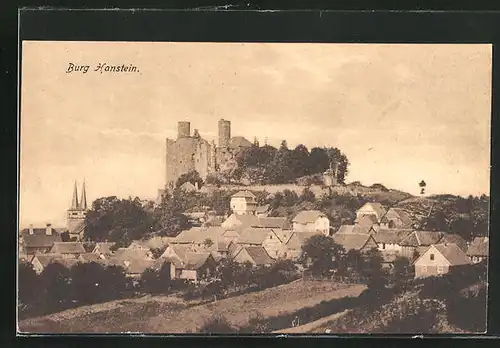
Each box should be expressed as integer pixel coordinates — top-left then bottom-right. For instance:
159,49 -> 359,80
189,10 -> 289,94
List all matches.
20,41 -> 492,227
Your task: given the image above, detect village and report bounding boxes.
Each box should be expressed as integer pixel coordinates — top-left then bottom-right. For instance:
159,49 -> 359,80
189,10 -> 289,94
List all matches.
18,119 -> 489,333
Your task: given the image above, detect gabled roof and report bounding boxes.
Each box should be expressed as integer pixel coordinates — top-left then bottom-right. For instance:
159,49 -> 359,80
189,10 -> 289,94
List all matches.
92,242 -> 115,254
255,217 -> 289,229
292,210 -> 326,224
49,242 -> 86,254
467,236 -> 489,257
124,259 -> 162,274
32,254 -> 64,268
20,228 -> 62,248
162,244 -> 192,261
137,236 -> 176,249
400,231 -> 444,247
237,227 -> 274,245
78,253 -> 103,262
232,190 -> 256,199
337,225 -> 372,235
371,229 -> 413,244
285,232 -> 318,250
229,136 -> 253,148
417,243 -> 472,266
354,214 -> 378,227
440,234 -> 468,252
222,214 -> 261,232
179,181 -> 197,192
381,208 -> 413,227
182,252 -> 213,270
255,204 -> 270,214
332,233 -> 377,252
357,202 -> 386,218
113,247 -> 152,261
240,246 -> 274,265
174,226 -> 226,244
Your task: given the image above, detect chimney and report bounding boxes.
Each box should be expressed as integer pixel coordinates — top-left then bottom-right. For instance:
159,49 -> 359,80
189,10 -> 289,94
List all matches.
46,223 -> 52,236
28,224 -> 34,235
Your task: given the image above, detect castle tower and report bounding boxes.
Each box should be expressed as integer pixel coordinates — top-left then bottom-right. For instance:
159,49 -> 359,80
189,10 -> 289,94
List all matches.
218,119 -> 231,147
178,121 -> 191,139
66,180 -> 88,241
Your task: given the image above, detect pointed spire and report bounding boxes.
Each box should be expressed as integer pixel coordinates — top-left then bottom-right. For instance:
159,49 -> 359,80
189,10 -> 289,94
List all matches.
80,179 -> 88,210
71,181 -> 79,209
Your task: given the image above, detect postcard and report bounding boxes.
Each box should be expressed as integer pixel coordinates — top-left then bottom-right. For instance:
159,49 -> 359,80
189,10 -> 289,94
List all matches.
18,40 -> 491,334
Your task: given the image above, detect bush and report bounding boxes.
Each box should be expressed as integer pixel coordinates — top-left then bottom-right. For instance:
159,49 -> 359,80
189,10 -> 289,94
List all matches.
199,313 -> 237,333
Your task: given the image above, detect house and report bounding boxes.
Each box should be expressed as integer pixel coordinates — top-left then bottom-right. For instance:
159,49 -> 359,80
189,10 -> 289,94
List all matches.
413,243 -> 472,278
380,208 -> 413,229
160,244 -> 192,262
336,225 -> 372,235
30,254 -> 79,274
292,210 -> 330,236
49,242 -> 86,258
19,224 -> 63,257
165,252 -> 217,282
255,204 -> 271,217
355,202 -> 386,223
233,246 -> 274,266
284,232 -> 319,260
440,234 -> 468,252
255,217 -> 291,230
371,228 -> 413,253
78,252 -> 105,263
92,242 -> 115,256
221,214 -> 260,231
236,227 -> 290,259
230,190 -> 258,215
399,231 -> 445,259
172,226 -> 229,258
113,247 -> 154,261
354,214 -> 379,229
467,236 -> 489,263
136,236 -> 176,250
121,259 -> 166,279
332,233 -> 378,253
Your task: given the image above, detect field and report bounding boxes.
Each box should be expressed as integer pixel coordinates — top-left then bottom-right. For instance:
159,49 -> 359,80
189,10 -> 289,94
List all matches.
19,280 -> 366,333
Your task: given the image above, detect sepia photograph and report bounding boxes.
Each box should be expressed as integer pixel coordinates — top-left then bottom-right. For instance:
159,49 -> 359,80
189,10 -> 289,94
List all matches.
18,41 -> 491,334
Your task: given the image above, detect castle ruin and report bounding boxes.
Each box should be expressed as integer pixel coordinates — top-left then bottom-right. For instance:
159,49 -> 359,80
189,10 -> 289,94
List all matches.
165,119 -> 253,189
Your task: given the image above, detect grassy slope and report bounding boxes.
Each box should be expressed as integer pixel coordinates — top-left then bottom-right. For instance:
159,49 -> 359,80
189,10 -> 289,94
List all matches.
19,280 -> 366,334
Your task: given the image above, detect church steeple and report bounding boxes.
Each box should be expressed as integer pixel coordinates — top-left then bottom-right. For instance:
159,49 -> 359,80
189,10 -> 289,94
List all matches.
71,181 -> 79,210
80,179 -> 88,210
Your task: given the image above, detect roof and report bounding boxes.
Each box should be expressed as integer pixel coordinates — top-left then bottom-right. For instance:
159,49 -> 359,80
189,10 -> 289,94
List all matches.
229,136 -> 253,148
255,217 -> 289,229
222,214 -> 261,232
124,259 -> 162,274
163,244 -> 192,261
232,190 -> 256,199
381,208 -> 413,227
20,228 -> 62,248
467,236 -> 489,257
55,258 -> 80,268
400,231 -> 444,247
237,227 -> 274,245
255,204 -> 270,214
285,232 -> 319,250
174,226 -> 226,244
357,202 -> 386,218
419,243 -> 472,266
354,214 -> 379,227
337,225 -> 372,235
242,246 -> 274,265
371,229 -> 413,244
332,233 -> 376,252
138,236 -> 176,249
49,242 -> 86,254
78,253 -> 103,262
182,252 -> 213,270
203,216 -> 224,227
179,181 -> 197,191
440,234 -> 468,252
32,254 -> 64,268
292,210 -> 326,224
93,242 -> 115,254
113,247 -> 152,261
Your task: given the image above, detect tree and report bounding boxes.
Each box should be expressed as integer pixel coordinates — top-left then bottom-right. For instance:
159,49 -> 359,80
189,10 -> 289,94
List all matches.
84,196 -> 156,243
301,187 -> 316,203
70,262 -> 108,305
301,235 -> 345,276
290,144 -> 310,178
176,170 -> 203,189
419,180 -> 427,195
360,248 -> 386,292
309,147 -> 330,174
18,262 -> 39,316
39,263 -> 72,313
392,256 -> 413,291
